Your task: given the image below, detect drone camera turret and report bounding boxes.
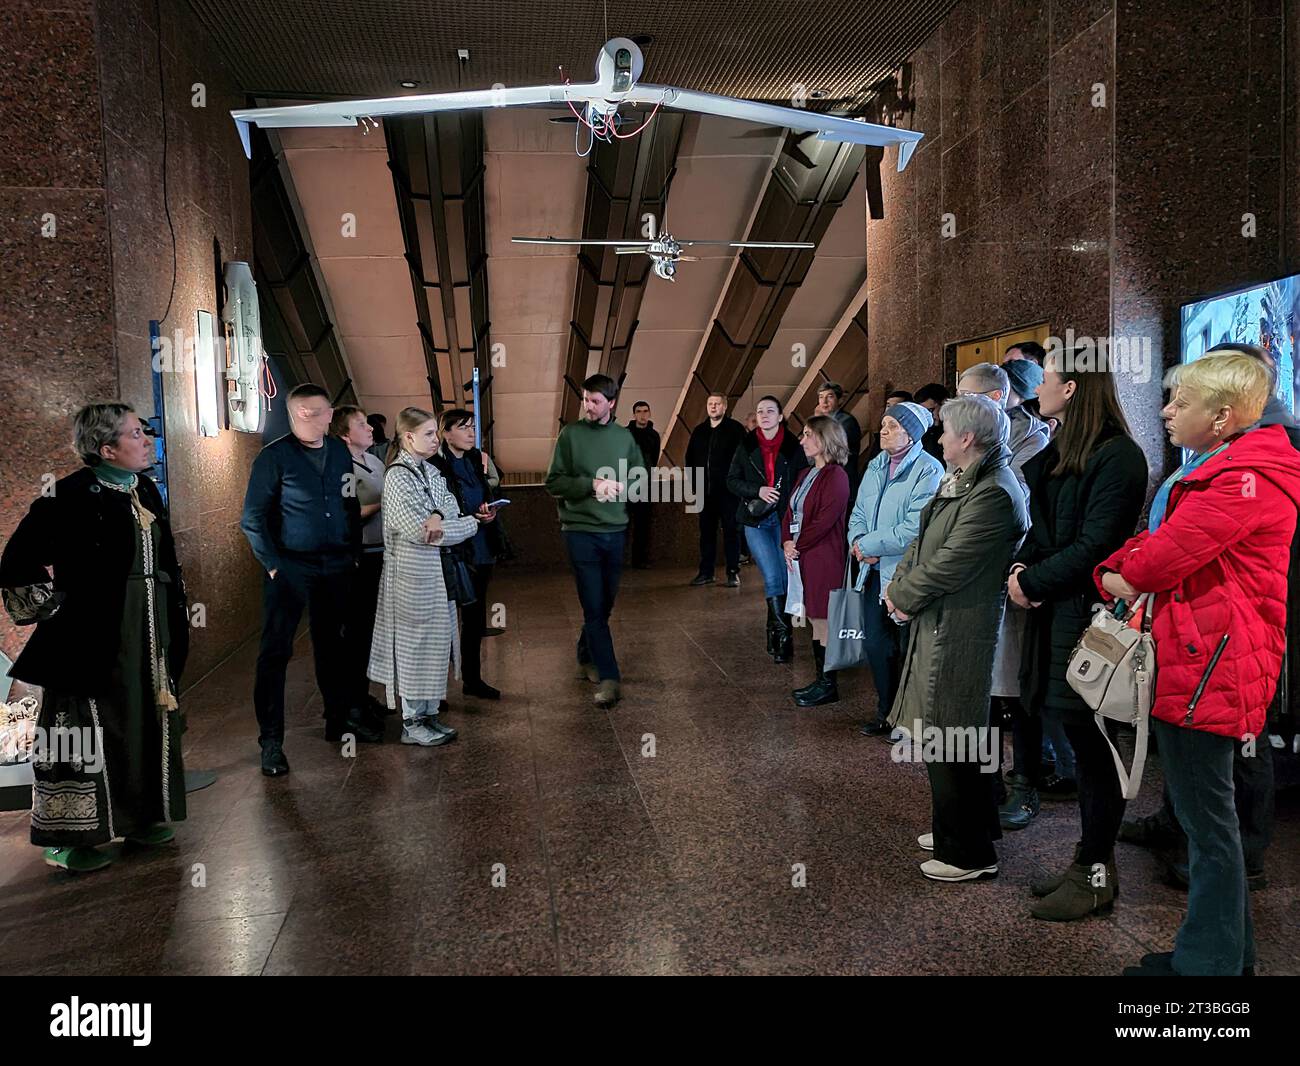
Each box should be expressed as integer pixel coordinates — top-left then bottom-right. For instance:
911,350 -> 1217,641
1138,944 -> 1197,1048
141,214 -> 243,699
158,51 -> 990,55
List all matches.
597,38 -> 644,95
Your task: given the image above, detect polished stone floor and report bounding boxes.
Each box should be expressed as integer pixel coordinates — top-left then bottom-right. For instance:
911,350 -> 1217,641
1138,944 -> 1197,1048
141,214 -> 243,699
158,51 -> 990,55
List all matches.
1,565 -> 1296,976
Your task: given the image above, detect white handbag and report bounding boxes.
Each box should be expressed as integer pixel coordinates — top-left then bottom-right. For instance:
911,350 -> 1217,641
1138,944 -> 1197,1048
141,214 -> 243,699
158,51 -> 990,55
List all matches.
1065,593 -> 1154,800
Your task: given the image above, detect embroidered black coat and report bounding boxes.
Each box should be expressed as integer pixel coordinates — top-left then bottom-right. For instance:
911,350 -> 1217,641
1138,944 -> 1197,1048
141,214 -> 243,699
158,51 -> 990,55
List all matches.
0,468 -> 189,695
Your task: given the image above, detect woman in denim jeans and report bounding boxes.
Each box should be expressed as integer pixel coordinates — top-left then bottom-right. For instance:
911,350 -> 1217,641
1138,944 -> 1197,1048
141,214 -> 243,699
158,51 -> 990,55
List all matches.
727,395 -> 809,662
1097,352 -> 1300,976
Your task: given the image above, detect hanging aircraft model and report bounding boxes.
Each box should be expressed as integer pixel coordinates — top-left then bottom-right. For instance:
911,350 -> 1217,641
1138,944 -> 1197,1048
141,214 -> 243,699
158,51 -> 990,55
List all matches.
230,37 -> 924,169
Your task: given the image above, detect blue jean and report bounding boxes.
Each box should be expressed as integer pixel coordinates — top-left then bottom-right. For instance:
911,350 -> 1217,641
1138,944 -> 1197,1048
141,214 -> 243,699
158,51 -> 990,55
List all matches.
746,512 -> 787,598
564,530 -> 625,682
1153,718 -> 1256,975
1040,707 -> 1076,778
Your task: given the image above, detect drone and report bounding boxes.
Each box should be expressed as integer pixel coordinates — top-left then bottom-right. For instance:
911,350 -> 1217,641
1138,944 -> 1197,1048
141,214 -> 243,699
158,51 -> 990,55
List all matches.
231,38 -> 924,169
511,231 -> 813,282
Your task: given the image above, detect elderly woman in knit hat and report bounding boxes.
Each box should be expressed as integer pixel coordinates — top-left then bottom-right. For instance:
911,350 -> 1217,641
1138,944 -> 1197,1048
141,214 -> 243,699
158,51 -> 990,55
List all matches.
847,400 -> 944,736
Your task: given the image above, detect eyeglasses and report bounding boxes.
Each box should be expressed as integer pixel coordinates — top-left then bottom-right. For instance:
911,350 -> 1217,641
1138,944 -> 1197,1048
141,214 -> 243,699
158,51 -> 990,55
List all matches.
957,388 -> 995,398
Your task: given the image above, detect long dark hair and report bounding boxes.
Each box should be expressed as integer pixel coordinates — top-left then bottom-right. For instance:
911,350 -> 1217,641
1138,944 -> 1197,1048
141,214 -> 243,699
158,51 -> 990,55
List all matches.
1048,349 -> 1133,477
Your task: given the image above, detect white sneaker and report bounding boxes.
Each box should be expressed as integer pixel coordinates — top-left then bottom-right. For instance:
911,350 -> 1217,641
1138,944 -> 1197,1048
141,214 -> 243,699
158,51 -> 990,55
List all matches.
401,721 -> 448,746
920,858 -> 998,882
917,833 -> 934,851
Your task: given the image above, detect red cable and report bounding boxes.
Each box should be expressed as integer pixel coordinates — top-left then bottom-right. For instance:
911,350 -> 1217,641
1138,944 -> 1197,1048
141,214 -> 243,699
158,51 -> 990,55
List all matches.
611,100 -> 662,138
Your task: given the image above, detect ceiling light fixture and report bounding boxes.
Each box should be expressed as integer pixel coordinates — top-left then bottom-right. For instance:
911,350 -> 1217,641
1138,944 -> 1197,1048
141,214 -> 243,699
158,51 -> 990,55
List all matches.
399,80 -> 418,88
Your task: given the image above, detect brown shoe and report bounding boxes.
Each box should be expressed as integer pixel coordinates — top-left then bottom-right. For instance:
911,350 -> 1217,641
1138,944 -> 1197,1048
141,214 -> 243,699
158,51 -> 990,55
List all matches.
593,679 -> 621,707
575,662 -> 600,683
1029,861 -> 1116,921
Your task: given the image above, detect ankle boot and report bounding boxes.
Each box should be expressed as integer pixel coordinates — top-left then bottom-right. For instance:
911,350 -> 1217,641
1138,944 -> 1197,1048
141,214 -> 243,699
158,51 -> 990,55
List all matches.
794,642 -> 840,706
1031,845 -> 1120,899
1029,859 -> 1116,921
998,772 -> 1040,831
773,611 -> 794,663
764,597 -> 782,657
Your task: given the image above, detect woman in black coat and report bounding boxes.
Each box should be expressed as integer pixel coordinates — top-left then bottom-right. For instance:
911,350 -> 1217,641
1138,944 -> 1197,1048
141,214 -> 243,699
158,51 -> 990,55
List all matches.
0,404 -> 189,873
1007,355 -> 1148,921
726,395 -> 809,662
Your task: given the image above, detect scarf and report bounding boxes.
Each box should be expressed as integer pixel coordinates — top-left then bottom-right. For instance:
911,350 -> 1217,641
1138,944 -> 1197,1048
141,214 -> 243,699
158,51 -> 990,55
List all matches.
1147,441 -> 1229,532
757,425 -> 784,486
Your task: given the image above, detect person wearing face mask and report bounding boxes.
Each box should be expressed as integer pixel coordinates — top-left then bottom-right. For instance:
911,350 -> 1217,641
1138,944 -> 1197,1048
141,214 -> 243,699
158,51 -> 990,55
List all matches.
369,407 -> 482,746
1,404 -> 189,872
848,401 -> 943,736
727,395 -> 810,662
1096,352 -> 1300,976
1008,350 -> 1147,920
685,393 -> 747,588
242,384 -> 369,777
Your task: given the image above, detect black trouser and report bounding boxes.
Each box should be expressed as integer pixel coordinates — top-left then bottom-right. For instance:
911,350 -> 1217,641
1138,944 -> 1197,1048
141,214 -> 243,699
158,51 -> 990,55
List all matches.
342,549 -> 383,709
626,502 -> 652,567
254,555 -> 353,743
698,490 -> 740,575
1011,707 -> 1044,784
928,759 -> 1002,870
565,531 -> 624,682
1156,726 -> 1274,874
1064,716 -> 1127,866
862,571 -> 904,725
459,562 -> 494,686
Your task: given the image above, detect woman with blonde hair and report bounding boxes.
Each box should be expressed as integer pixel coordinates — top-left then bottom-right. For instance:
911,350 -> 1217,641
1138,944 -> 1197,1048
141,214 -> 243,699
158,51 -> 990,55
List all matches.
782,415 -> 851,706
368,407 -> 480,746
1096,352 -> 1300,976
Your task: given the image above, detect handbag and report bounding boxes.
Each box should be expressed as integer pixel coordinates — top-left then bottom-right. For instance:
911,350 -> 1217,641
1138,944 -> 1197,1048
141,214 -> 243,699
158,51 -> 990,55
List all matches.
745,475 -> 783,519
1065,592 -> 1154,800
824,556 -> 871,672
441,549 -> 477,607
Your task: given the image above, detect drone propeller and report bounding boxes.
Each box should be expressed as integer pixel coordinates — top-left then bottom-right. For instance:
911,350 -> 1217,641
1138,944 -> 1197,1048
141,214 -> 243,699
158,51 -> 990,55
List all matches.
511,237 -> 655,247
680,240 -> 815,249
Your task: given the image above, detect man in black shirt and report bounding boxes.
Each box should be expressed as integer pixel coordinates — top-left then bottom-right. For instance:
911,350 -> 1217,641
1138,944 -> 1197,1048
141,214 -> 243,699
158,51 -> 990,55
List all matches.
241,384 -> 371,777
816,381 -> 863,499
915,382 -> 951,462
626,401 -> 661,569
685,393 -> 746,587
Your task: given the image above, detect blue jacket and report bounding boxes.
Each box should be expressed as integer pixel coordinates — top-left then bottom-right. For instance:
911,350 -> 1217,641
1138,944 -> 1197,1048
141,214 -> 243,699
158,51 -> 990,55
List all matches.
240,434 -> 360,572
847,441 -> 943,596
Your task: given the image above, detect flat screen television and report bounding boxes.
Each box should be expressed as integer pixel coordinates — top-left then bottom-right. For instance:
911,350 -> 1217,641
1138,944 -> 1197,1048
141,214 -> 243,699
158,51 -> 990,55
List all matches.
1179,274 -> 1300,414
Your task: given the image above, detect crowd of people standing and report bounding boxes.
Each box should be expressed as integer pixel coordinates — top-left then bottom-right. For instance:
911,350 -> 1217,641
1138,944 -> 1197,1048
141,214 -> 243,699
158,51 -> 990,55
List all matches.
4,344 -> 1296,978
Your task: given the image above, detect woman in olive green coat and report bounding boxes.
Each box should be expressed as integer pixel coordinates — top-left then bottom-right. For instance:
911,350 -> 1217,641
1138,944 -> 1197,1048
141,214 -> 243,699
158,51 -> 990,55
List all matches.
884,395 -> 1029,883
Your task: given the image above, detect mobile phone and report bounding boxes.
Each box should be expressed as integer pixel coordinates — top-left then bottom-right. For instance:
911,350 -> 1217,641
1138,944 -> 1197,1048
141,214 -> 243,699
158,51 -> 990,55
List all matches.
486,498 -> 511,509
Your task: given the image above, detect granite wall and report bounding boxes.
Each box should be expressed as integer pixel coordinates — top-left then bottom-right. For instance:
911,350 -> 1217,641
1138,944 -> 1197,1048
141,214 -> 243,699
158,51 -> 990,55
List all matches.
0,0 -> 261,693
866,0 -> 1300,483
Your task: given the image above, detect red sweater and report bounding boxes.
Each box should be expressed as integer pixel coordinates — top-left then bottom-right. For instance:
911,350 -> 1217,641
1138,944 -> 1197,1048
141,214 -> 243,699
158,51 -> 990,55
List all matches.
1093,425 -> 1300,739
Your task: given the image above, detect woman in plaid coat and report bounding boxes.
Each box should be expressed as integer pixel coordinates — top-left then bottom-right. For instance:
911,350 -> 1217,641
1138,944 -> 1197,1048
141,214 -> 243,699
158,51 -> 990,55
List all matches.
368,408 -> 479,746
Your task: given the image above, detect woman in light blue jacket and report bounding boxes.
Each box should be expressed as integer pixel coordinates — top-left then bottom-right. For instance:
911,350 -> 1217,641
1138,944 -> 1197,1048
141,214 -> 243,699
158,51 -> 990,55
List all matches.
848,401 -> 944,737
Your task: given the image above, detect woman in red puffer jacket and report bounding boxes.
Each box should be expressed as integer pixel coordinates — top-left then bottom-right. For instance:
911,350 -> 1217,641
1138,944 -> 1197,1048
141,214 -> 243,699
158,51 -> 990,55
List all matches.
1094,352 -> 1300,977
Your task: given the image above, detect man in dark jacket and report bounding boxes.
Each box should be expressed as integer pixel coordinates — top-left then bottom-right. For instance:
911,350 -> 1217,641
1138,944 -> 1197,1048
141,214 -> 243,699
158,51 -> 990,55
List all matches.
625,401 -> 661,569
1120,342 -> 1296,890
915,383 -> 950,462
241,383 -> 369,777
685,393 -> 747,587
816,381 -> 863,495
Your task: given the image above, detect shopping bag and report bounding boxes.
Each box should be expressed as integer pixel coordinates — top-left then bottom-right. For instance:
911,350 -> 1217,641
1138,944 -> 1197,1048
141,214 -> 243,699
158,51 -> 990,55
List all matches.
825,557 -> 871,672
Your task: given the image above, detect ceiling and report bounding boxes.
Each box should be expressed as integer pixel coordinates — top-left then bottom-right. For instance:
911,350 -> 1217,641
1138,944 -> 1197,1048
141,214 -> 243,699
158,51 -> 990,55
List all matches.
196,0 -> 953,475
187,0 -> 957,109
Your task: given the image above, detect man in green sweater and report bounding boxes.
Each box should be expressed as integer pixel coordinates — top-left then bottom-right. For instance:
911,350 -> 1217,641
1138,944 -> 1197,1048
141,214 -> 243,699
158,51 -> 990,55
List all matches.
545,373 -> 647,707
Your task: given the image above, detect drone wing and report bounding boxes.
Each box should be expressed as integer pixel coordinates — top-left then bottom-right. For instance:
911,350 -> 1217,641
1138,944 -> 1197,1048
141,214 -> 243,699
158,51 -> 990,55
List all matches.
512,238 -> 656,247
231,82 -> 604,158
624,84 -> 924,171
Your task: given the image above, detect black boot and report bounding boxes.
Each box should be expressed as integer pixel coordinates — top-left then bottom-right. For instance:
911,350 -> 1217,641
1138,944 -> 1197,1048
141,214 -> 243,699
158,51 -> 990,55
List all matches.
794,642 -> 839,706
764,597 -> 782,657
773,611 -> 794,663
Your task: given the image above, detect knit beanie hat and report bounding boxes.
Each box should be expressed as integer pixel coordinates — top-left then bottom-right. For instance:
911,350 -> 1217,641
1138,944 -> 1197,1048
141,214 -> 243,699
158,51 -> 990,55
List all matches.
885,401 -> 932,445
1003,358 -> 1044,400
